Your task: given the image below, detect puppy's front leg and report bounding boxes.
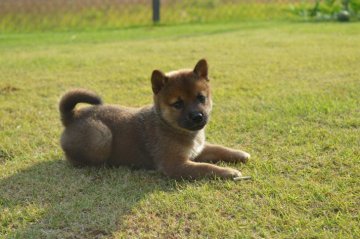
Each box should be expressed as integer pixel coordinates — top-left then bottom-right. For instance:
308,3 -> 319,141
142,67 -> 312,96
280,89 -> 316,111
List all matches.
162,160 -> 242,180
195,143 -> 250,163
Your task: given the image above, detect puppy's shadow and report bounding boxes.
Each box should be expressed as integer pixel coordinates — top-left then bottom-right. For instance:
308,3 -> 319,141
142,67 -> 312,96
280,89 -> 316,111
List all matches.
0,159 -> 176,238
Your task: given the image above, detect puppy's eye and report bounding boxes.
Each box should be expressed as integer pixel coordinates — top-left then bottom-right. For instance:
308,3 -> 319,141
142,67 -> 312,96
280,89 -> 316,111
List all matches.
197,94 -> 206,104
171,100 -> 184,109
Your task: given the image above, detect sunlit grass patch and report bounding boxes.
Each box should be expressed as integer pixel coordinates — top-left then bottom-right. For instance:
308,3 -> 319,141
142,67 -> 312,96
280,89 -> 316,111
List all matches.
0,22 -> 359,238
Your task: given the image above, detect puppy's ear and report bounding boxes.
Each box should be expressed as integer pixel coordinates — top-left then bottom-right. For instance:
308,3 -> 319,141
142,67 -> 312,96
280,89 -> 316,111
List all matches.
151,70 -> 167,94
194,59 -> 208,80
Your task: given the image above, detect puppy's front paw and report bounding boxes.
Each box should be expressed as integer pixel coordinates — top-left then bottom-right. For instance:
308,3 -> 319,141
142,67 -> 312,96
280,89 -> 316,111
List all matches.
222,168 -> 242,179
234,150 -> 250,163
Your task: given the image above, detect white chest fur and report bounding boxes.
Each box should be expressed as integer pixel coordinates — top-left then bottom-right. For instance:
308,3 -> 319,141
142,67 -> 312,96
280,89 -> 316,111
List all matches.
189,130 -> 205,160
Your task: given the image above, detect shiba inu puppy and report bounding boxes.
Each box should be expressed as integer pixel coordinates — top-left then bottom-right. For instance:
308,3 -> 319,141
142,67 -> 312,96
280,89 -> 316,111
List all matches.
59,59 -> 250,180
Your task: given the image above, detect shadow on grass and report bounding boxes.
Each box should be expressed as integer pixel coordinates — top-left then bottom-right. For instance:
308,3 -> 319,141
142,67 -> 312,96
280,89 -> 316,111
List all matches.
0,159 -> 176,238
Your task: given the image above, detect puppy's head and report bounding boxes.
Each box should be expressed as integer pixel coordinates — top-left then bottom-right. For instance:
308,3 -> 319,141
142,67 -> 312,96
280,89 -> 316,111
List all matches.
151,59 -> 212,132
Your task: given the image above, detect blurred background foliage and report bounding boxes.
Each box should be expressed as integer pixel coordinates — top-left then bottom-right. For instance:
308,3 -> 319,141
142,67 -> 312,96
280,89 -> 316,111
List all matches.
0,0 -> 359,33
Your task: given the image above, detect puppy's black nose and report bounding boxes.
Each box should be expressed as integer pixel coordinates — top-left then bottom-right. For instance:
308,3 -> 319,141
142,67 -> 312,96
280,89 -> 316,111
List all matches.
189,112 -> 204,124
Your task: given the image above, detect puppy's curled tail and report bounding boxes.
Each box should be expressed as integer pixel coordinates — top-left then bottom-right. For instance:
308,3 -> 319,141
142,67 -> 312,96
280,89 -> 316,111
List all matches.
59,89 -> 102,126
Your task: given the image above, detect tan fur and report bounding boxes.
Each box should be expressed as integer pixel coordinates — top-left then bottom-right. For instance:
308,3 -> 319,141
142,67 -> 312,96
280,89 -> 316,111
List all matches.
59,59 -> 250,179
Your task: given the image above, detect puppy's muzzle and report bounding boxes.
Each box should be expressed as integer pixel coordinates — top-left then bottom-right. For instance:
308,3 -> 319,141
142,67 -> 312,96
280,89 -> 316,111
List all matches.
187,111 -> 207,130
189,112 -> 205,123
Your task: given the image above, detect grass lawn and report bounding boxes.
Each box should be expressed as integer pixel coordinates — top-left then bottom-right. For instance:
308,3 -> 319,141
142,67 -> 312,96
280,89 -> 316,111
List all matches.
0,22 -> 359,238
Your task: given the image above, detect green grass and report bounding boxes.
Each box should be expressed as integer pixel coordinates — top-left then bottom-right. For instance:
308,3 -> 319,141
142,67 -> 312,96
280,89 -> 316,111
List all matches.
0,22 -> 359,238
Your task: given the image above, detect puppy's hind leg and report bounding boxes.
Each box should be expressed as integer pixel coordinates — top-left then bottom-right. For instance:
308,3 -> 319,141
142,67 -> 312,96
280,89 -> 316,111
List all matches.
61,120 -> 113,166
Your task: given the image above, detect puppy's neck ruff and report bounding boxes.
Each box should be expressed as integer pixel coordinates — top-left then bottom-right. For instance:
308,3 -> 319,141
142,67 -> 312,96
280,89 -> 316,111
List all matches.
189,130 -> 205,160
